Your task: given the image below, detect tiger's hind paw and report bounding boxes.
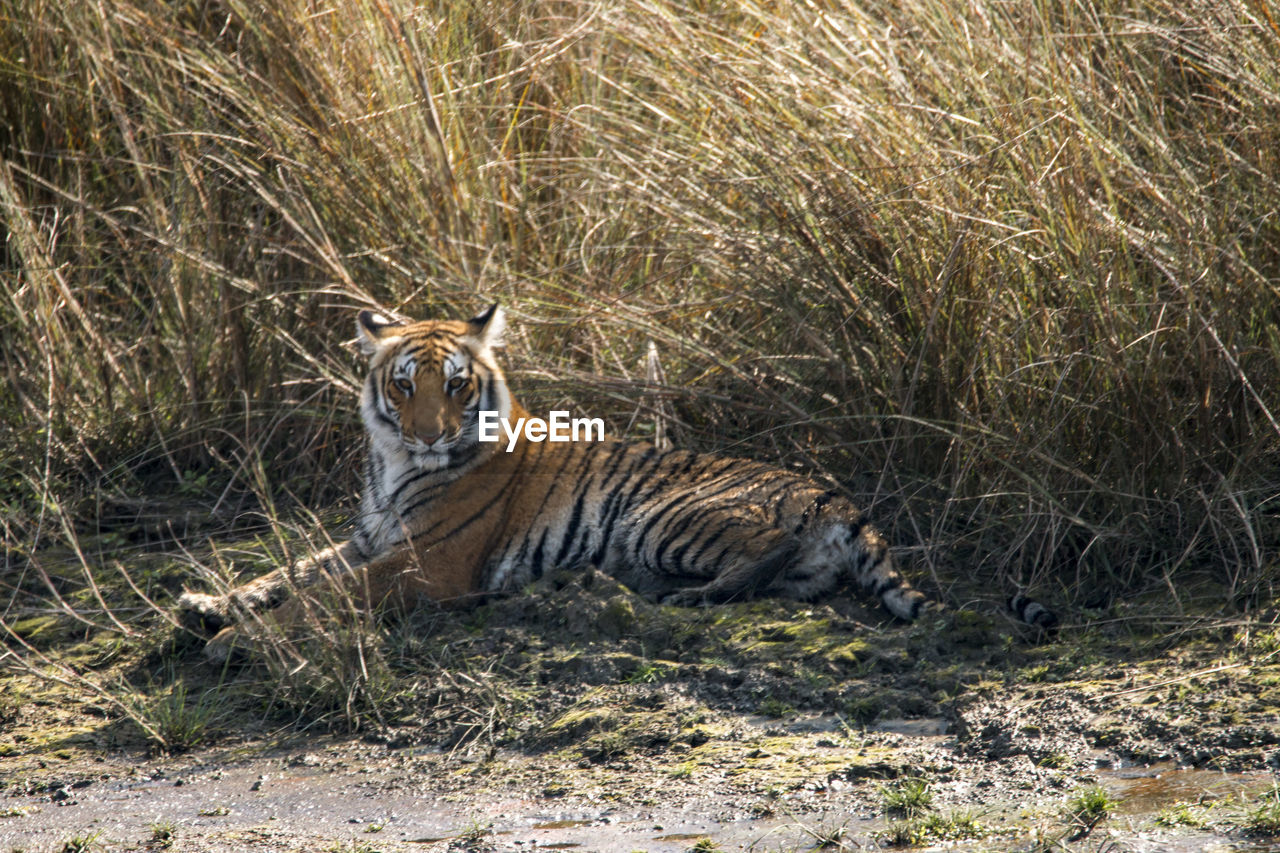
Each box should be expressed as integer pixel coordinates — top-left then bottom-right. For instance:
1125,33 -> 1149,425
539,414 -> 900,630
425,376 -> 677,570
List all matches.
201,626 -> 252,664
658,589 -> 709,608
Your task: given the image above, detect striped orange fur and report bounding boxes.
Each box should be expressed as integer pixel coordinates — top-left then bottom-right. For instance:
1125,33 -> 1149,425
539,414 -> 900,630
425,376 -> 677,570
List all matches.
179,305 -> 1054,658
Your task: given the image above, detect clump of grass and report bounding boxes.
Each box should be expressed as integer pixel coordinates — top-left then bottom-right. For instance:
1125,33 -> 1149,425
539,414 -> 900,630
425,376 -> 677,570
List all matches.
799,818 -> 849,849
1155,802 -> 1208,828
1066,784 -> 1115,839
1246,786 -> 1280,837
757,696 -> 795,719
623,660 -> 670,684
198,806 -> 231,817
149,820 -> 176,847
456,816 -> 494,847
259,613 -> 404,734
59,832 -> 103,853
882,810 -> 986,847
669,761 -> 695,779
123,677 -> 227,753
881,777 -> 934,819
878,777 -> 988,847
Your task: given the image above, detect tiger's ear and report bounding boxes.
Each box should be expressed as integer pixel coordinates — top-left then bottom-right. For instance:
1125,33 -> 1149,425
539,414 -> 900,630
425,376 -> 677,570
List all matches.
357,309 -> 404,356
465,303 -> 506,349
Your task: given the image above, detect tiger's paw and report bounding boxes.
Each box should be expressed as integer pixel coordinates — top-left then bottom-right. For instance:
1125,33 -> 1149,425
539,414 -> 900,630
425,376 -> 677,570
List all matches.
911,600 -> 947,623
201,625 -> 252,664
176,591 -> 231,637
658,589 -> 709,608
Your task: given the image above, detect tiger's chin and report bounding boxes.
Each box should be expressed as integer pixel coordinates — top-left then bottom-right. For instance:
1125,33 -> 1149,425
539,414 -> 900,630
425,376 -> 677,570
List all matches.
408,448 -> 452,471
408,440 -> 481,472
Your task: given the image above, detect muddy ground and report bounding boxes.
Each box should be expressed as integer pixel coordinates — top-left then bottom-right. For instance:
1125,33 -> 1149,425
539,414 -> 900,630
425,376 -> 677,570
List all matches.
2,542 -> 1280,852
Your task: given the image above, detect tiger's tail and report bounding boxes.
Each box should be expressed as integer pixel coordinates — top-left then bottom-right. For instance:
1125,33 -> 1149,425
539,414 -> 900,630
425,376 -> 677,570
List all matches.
1008,593 -> 1058,630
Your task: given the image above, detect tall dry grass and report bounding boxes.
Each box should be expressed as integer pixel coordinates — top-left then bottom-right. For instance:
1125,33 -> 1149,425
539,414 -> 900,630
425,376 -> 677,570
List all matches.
2,0 -> 1279,621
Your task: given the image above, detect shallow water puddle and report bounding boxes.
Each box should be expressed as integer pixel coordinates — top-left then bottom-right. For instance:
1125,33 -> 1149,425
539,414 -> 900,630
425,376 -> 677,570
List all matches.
532,818 -> 596,830
870,716 -> 950,737
1104,762 -> 1275,815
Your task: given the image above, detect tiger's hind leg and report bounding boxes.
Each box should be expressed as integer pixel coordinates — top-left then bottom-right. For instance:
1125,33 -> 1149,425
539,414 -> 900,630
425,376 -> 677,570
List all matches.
648,515 -> 802,608
847,524 -> 932,621
779,520 -> 932,621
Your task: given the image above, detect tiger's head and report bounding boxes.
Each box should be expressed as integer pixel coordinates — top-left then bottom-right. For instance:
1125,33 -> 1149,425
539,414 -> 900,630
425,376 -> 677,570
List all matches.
356,304 -> 510,471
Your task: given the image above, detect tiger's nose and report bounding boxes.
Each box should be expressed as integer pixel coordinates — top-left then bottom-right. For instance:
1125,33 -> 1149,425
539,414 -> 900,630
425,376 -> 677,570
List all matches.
416,431 -> 441,445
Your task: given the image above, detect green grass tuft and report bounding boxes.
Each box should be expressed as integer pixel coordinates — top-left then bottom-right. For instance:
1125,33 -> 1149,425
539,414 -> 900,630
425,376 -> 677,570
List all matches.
149,819 -> 176,848
1246,787 -> 1280,837
881,809 -> 986,847
1065,784 -> 1115,838
881,777 -> 934,820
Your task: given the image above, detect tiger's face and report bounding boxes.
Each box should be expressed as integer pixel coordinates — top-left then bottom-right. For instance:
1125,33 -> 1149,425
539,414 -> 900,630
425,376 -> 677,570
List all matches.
357,304 -> 509,471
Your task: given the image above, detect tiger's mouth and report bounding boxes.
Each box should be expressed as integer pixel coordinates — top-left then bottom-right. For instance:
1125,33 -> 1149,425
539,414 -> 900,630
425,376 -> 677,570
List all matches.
403,428 -> 469,460
406,436 -> 449,454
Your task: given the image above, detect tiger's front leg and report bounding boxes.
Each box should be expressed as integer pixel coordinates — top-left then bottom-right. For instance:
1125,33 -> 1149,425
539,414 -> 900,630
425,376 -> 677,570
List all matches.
177,539 -> 367,637
196,535 -> 490,662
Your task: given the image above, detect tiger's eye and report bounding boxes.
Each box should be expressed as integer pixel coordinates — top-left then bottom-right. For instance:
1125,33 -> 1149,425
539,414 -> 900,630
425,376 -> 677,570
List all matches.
394,378 -> 413,394
446,376 -> 466,392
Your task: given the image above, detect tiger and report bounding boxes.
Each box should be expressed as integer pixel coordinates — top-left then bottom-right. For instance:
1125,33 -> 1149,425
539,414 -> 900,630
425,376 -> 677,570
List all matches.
179,304 -> 1056,659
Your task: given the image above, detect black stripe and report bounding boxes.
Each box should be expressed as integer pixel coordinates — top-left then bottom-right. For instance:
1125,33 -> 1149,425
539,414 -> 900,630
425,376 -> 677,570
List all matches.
857,549 -> 888,585
596,442 -> 632,485
652,510 -> 706,570
668,511 -> 729,570
510,529 -> 536,571
592,445 -> 640,535
397,479 -> 451,519
633,451 -> 699,505
366,448 -> 385,498
813,488 -> 839,511
476,373 -> 494,414
633,487 -> 706,558
521,438 -> 582,522
562,525 -> 594,569
531,528 -> 549,578
872,574 -> 903,596
409,462 -> 520,539
391,467 -> 443,503
604,448 -> 667,525
555,488 -> 590,566
703,538 -> 739,572
593,446 -> 664,547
